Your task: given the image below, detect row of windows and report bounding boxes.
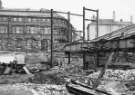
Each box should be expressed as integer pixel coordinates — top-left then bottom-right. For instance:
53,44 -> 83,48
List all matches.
0,26 -> 66,35
12,18 -> 51,22
26,26 -> 50,34
0,17 -> 8,21
0,17 -> 67,25
0,39 -> 50,50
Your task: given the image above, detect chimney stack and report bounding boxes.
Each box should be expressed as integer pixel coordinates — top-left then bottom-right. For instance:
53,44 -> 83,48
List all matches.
113,11 -> 116,21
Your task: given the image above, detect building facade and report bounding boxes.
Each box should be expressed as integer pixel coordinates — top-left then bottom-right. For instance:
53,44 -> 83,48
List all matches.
87,19 -> 132,40
0,9 -> 73,52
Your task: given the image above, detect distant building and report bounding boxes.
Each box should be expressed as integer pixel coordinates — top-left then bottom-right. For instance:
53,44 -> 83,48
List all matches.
0,8 -> 73,52
87,19 -> 133,40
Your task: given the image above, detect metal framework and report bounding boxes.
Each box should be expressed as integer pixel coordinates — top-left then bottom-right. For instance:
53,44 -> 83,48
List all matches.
83,7 -> 99,69
54,9 -> 84,65
0,7 -> 101,68
83,7 -> 99,41
52,7 -> 99,67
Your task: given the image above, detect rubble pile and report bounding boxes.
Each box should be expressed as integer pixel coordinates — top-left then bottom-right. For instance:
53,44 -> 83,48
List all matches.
28,64 -> 86,85
98,81 -> 135,95
88,69 -> 135,81
63,64 -> 84,75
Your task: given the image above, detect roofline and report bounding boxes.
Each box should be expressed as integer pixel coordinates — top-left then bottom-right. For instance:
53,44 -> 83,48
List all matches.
0,8 -> 51,13
92,24 -> 135,41
0,8 -> 70,21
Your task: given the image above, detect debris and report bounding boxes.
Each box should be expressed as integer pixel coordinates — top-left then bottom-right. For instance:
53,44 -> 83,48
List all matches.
23,66 -> 32,75
100,81 -> 128,95
88,69 -> 135,81
66,80 -> 112,95
3,67 -> 11,74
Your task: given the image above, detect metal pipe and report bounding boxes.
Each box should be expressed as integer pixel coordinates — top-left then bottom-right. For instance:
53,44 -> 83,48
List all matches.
68,12 -> 71,41
96,9 -> 99,38
54,11 -> 83,17
50,9 -> 53,67
83,7 -> 85,41
7,17 -> 11,49
68,11 -> 71,64
84,8 -> 98,12
83,6 -> 86,69
85,19 -> 96,21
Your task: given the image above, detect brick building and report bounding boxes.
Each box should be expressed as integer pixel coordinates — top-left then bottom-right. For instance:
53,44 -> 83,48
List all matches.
0,8 -> 73,52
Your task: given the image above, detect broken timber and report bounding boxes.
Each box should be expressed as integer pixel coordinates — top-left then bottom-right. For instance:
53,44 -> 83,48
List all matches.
66,80 -> 111,95
66,52 -> 114,95
93,52 -> 114,89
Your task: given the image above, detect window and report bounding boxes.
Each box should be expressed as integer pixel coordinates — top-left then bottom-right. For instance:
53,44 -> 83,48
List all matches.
26,26 -> 30,34
18,18 -> 23,22
16,27 -> 23,33
39,27 -> 51,35
15,38 -> 22,48
12,27 -> 16,33
26,39 -> 32,49
27,18 -> 32,22
42,18 -> 50,22
42,19 -> 46,22
26,26 -> 40,34
0,17 -> 8,21
41,39 -> 49,50
32,18 -> 37,22
44,28 -> 50,34
62,20 -> 65,25
30,27 -> 35,34
36,18 -> 42,22
12,26 -> 23,34
0,26 -> 7,33
12,17 -> 23,22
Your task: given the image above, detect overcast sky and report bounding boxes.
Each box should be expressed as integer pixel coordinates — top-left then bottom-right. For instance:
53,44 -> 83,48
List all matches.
2,0 -> 135,30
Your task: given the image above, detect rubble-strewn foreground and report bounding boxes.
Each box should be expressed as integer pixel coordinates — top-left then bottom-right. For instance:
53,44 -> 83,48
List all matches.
0,64 -> 135,95
0,83 -> 71,95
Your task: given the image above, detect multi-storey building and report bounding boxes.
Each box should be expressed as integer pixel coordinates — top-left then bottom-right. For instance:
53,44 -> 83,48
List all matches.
0,8 -> 73,52
87,19 -> 132,40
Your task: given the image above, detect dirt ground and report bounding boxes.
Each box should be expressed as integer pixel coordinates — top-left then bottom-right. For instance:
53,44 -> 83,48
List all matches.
0,84 -> 71,95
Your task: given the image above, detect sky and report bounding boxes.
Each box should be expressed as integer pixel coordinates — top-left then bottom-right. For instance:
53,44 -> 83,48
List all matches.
2,0 -> 135,30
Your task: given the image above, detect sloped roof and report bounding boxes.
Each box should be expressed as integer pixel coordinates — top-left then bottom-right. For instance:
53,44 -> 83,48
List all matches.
92,24 -> 135,42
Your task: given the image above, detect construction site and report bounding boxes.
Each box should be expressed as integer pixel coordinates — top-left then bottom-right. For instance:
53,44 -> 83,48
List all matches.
1,0 -> 135,95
